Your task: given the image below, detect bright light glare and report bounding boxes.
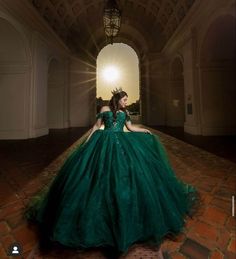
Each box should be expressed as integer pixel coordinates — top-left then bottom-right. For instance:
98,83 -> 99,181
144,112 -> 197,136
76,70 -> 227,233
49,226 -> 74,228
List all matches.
102,66 -> 119,82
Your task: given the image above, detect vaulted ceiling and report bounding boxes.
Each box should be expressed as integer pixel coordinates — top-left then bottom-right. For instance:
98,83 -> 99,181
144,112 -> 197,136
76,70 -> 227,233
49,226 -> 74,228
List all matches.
30,0 -> 195,57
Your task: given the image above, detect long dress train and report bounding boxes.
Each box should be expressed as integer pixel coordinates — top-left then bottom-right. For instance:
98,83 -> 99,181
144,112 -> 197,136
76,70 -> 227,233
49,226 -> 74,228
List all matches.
24,110 -> 201,254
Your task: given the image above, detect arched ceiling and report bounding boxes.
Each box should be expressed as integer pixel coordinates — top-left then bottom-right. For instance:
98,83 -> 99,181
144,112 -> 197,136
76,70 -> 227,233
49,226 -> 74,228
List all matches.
30,0 -> 195,57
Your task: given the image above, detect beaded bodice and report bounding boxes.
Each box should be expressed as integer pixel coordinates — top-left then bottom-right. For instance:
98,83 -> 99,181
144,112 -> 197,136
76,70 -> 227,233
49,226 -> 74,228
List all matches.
96,111 -> 131,132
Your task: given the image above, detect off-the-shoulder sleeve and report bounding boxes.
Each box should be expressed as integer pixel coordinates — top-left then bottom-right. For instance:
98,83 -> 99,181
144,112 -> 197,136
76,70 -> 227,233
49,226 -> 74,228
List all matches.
96,112 -> 103,120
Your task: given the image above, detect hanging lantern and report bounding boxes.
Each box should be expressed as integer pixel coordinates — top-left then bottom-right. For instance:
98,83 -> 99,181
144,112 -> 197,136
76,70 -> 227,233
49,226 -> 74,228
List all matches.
103,0 -> 121,44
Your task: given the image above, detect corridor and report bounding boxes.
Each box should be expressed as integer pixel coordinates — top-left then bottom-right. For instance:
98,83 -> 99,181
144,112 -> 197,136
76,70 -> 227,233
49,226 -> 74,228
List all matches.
0,127 -> 235,258
0,0 -> 235,258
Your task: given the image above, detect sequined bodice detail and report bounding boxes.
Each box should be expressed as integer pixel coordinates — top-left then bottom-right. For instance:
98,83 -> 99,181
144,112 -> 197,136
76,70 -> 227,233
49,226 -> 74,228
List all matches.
96,111 -> 130,132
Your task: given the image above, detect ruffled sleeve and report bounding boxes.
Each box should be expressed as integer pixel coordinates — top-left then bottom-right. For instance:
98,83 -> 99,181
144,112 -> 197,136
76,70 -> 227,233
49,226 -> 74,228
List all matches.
96,112 -> 103,120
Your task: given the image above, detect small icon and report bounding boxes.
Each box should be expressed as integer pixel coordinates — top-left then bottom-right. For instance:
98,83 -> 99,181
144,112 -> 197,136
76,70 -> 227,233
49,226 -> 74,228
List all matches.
8,242 -> 22,256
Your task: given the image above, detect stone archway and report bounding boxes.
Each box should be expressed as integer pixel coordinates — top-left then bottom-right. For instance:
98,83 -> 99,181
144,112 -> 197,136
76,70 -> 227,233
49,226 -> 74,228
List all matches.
96,43 -> 141,123
167,57 -> 185,127
47,58 -> 65,129
0,17 -> 30,139
89,25 -> 150,125
200,15 -> 236,135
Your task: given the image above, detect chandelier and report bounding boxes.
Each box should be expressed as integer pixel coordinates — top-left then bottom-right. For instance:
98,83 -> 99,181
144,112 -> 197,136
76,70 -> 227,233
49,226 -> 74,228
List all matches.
103,0 -> 121,45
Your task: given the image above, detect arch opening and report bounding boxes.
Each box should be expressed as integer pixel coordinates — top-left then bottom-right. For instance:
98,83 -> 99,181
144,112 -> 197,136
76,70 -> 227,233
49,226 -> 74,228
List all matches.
96,43 -> 141,123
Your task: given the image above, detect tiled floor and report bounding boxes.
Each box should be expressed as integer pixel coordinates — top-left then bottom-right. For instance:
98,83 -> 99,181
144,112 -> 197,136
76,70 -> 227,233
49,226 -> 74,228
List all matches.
151,126 -> 236,164
0,127 -> 235,259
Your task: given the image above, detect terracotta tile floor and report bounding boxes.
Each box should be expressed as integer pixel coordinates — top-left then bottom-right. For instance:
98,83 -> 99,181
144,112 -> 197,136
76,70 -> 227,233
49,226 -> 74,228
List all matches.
0,127 -> 235,259
151,126 -> 236,164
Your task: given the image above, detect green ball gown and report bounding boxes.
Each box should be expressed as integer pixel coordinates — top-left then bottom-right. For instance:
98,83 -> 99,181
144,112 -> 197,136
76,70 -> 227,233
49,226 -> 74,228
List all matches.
25,110 -> 200,255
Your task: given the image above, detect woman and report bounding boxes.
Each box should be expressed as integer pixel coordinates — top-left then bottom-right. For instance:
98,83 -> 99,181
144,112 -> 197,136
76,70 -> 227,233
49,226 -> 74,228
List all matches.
86,89 -> 152,143
25,88 -> 200,258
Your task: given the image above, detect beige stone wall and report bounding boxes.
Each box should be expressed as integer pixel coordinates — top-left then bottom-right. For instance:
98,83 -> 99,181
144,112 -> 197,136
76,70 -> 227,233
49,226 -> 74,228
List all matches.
0,13 -> 31,139
167,57 -> 185,127
146,53 -> 168,126
0,1 -> 76,139
47,58 -> 69,129
199,14 -> 236,135
0,0 -> 235,138
69,57 -> 91,127
160,0 -> 236,135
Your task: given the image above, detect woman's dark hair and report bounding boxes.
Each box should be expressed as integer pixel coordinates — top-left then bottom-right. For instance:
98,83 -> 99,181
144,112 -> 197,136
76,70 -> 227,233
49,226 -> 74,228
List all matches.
109,91 -> 128,122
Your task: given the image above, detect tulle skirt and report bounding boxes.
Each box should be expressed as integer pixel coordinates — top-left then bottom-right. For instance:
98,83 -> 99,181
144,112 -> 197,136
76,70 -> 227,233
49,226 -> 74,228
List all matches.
24,130 -> 201,254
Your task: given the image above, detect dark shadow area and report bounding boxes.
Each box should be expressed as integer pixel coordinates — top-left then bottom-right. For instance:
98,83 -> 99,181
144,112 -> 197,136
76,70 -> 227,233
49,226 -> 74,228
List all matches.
0,127 -> 90,177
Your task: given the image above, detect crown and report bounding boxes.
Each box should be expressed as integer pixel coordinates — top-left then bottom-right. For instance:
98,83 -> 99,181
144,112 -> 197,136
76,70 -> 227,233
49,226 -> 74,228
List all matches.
111,87 -> 123,95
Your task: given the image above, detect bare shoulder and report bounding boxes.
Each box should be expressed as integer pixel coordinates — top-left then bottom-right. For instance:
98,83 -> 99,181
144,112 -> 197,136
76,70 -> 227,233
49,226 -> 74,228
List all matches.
100,106 -> 111,112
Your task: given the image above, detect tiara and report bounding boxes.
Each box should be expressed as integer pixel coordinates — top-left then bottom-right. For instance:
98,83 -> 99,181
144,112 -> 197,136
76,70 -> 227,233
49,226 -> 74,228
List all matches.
111,87 -> 123,95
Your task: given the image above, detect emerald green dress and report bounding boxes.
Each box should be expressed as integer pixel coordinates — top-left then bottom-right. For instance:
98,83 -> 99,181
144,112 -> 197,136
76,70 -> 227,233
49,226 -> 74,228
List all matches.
25,111 -> 200,254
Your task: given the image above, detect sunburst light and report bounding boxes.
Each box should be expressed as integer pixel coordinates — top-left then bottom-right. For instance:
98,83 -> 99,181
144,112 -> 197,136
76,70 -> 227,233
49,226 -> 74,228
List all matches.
102,66 -> 120,82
